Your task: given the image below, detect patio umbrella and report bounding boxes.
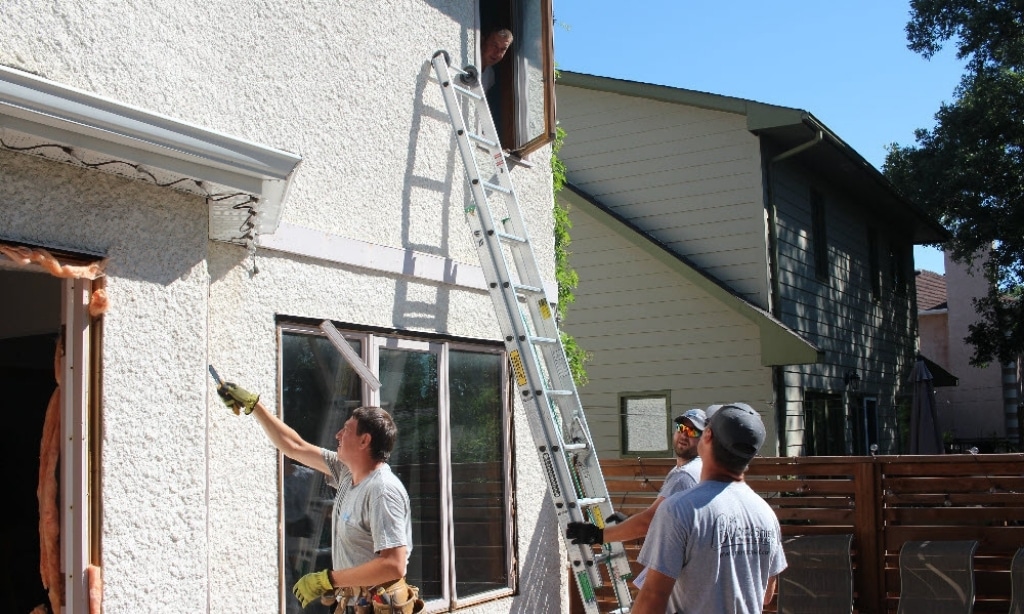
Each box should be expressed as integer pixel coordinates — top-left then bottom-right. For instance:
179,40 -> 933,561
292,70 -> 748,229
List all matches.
908,355 -> 944,454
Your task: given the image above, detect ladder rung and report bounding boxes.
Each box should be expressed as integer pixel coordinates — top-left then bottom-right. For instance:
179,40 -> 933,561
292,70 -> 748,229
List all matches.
593,550 -> 629,565
482,180 -> 511,195
497,230 -> 527,244
547,389 -> 574,396
467,131 -> 499,148
563,442 -> 589,451
528,335 -> 557,344
576,497 -> 607,507
451,83 -> 483,100
513,283 -> 544,295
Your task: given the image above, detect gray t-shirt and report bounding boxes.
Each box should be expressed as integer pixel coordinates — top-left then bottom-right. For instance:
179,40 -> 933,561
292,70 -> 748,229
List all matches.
638,480 -> 786,614
321,450 -> 413,571
659,457 -> 702,499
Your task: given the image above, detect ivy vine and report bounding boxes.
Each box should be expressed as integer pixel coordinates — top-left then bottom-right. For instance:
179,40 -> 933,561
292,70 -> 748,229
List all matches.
551,124 -> 592,386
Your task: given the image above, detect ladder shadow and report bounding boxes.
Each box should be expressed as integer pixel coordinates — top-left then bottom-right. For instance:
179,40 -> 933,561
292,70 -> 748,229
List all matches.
508,488 -> 563,614
392,60 -> 463,331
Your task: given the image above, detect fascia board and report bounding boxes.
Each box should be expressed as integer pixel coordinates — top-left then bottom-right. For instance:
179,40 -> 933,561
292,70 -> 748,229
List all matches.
561,186 -> 821,367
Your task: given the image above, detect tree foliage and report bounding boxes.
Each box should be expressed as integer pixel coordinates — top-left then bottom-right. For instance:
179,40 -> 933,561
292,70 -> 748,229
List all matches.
883,0 -> 1024,366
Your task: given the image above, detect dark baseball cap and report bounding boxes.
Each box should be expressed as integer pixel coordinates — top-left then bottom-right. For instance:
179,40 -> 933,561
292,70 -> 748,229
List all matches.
674,408 -> 707,431
707,403 -> 765,462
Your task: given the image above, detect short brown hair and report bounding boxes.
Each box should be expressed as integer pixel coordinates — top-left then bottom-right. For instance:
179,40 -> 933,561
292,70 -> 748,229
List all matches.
351,406 -> 397,462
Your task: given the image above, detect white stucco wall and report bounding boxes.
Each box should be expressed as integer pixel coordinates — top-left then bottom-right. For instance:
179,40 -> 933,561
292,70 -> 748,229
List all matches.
2,1 -> 563,612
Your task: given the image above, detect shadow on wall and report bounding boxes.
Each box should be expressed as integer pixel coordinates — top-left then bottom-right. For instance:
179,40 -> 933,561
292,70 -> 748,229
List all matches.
509,492 -> 563,614
392,60 -> 462,331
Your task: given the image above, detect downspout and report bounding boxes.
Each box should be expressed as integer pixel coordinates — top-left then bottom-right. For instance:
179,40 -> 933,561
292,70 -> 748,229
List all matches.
764,129 -> 824,455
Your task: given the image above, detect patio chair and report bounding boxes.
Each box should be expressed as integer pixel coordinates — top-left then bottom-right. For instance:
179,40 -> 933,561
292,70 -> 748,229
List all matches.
777,533 -> 854,614
897,540 -> 978,614
1010,547 -> 1024,614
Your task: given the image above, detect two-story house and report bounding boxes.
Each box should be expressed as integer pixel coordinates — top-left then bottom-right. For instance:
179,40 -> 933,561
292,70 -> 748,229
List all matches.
555,72 -> 948,459
917,254 -> 1022,450
1,2 -> 565,613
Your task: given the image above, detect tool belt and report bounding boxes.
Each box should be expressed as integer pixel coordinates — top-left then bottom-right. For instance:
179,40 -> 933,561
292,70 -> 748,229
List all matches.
330,577 -> 424,614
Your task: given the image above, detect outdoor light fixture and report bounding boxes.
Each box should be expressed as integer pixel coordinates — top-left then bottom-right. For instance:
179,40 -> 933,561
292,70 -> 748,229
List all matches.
843,369 -> 861,391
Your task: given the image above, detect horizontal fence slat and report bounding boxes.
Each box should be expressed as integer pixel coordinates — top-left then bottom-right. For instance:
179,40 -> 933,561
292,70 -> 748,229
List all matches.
570,455 -> 1024,614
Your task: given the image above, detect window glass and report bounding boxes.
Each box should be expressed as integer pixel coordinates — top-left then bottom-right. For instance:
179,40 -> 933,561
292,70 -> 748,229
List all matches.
281,332 -> 362,614
449,349 -> 508,595
514,0 -> 552,151
279,326 -> 511,612
379,345 -> 442,597
620,393 -> 670,456
803,391 -> 845,456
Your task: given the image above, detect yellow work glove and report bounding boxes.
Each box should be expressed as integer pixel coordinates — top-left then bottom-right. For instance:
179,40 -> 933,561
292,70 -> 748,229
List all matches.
292,569 -> 334,609
217,382 -> 260,415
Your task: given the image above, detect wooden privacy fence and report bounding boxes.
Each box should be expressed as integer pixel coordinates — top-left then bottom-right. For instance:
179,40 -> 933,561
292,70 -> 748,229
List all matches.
574,454 -> 1024,614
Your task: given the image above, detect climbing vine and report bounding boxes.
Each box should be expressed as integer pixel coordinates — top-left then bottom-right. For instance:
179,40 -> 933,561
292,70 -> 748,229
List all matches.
551,124 -> 592,386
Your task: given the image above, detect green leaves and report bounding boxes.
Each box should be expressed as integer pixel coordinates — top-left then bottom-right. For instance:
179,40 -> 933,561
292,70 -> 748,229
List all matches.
885,2 -> 1024,366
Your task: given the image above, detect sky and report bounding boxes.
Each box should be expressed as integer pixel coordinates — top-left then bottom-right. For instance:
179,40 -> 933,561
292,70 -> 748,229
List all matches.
551,0 -> 966,274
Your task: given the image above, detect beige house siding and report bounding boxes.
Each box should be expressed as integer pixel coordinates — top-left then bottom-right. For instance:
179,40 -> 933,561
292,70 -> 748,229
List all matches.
562,193 -> 776,458
557,85 -> 770,307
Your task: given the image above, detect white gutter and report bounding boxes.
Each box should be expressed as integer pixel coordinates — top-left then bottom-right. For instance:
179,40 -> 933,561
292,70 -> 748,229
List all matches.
0,65 -> 301,242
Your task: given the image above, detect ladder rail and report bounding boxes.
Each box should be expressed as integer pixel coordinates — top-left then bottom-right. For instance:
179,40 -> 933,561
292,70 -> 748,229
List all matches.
429,50 -> 633,613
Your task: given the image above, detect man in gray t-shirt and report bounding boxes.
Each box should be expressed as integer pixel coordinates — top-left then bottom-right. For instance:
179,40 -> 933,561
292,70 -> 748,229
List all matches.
218,383 -> 413,610
566,408 -> 706,549
632,403 -> 786,614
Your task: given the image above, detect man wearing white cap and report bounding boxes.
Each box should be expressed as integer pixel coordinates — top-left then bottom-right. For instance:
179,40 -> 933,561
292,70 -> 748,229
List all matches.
565,408 -> 707,546
631,403 -> 787,614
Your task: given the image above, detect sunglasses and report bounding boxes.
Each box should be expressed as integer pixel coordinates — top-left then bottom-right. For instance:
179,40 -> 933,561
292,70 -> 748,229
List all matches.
676,423 -> 701,438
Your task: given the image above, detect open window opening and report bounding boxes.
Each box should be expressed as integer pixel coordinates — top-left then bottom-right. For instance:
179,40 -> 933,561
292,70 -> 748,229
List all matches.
1,242 -> 104,614
478,0 -> 555,156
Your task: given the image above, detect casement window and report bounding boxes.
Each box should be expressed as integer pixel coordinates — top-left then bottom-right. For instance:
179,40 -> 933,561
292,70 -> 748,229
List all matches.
889,243 -> 908,295
478,0 -> 556,156
811,189 -> 828,282
803,391 -> 845,456
619,391 -> 672,457
868,227 -> 881,301
853,396 -> 879,455
278,323 -> 514,612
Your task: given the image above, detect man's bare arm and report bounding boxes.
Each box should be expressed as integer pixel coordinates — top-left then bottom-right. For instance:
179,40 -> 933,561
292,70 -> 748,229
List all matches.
630,567 -> 674,614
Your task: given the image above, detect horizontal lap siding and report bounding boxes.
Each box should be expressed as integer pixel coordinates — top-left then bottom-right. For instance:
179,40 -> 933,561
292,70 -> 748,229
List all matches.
772,159 -> 915,454
558,85 -> 770,305
561,203 -> 769,456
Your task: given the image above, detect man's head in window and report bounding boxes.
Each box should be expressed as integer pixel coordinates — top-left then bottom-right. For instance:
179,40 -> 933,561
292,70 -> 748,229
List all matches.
482,28 -> 513,69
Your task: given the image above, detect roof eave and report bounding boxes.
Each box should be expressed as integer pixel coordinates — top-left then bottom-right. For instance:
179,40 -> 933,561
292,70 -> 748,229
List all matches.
562,183 -> 822,367
0,65 -> 302,243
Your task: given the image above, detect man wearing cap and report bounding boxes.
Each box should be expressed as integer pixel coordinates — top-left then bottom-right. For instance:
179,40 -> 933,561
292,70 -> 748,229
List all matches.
565,408 -> 707,548
631,403 -> 787,614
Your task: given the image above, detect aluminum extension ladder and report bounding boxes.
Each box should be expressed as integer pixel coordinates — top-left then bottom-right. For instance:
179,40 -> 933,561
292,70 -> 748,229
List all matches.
428,50 -> 633,614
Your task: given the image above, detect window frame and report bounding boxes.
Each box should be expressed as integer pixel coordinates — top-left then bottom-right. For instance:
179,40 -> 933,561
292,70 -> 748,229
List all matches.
276,322 -> 515,611
478,0 -> 556,157
811,189 -> 828,282
618,390 -> 673,458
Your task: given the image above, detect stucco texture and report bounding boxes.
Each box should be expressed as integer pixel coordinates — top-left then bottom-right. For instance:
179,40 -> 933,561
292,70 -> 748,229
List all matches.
2,1 -> 563,612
